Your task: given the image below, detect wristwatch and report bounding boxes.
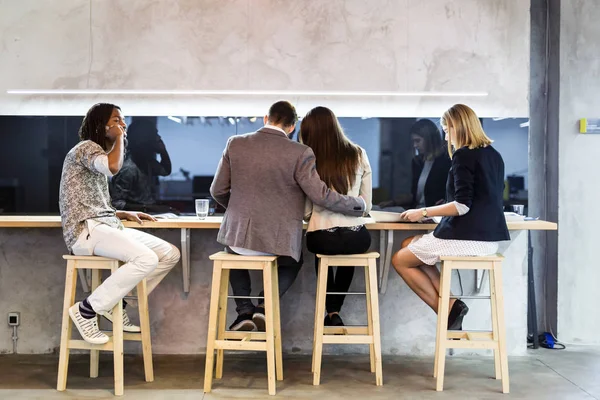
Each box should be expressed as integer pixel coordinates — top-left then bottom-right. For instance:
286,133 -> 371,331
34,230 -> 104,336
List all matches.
422,208 -> 428,218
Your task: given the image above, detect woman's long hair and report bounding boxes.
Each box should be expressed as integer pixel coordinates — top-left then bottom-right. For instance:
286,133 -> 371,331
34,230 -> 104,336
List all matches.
410,119 -> 444,161
79,103 -> 120,150
440,104 -> 493,157
300,106 -> 361,194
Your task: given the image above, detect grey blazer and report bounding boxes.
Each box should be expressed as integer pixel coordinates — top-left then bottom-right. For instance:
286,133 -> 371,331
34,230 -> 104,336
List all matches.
210,127 -> 365,261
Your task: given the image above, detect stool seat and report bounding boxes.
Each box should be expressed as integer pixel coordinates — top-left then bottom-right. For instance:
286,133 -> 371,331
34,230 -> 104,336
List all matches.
204,251 -> 283,396
209,252 -> 278,262
434,254 -> 509,394
316,252 -> 380,259
63,255 -> 118,261
57,255 -> 153,396
440,255 -> 504,261
312,252 -> 383,386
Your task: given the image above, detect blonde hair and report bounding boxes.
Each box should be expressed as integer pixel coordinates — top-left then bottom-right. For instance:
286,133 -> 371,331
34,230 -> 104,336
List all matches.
440,104 -> 493,158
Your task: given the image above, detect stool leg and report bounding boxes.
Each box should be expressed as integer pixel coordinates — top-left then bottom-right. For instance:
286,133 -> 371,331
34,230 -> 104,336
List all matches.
313,258 -> 328,386
312,261 -> 324,373
271,262 -> 284,381
57,260 -> 78,391
435,261 -> 452,391
364,264 -> 375,374
215,268 -> 230,380
90,269 -> 102,379
204,261 -> 223,393
489,268 -> 501,380
367,259 -> 383,386
434,263 -> 443,378
112,265 -> 124,396
492,262 -> 510,394
263,261 -> 277,395
137,279 -> 154,382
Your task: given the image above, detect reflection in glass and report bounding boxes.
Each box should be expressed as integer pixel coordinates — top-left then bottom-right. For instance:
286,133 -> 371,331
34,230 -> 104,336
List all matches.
110,118 -> 173,213
0,115 -> 529,215
378,119 -> 451,212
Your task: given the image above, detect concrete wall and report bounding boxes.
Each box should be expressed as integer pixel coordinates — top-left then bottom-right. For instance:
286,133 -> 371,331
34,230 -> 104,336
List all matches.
0,228 -> 529,356
557,0 -> 600,343
0,0 -> 529,117
0,0 -> 537,355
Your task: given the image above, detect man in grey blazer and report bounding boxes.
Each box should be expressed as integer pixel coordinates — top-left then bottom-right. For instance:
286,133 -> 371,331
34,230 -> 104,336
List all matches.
210,101 -> 365,331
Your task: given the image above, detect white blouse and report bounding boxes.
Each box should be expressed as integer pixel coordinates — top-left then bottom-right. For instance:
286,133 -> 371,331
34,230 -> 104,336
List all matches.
304,147 -> 372,232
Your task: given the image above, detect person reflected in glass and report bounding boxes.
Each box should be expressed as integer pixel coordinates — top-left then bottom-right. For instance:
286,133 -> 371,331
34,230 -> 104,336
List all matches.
110,119 -> 173,213
379,119 -> 451,210
301,107 -> 373,327
391,104 -> 509,330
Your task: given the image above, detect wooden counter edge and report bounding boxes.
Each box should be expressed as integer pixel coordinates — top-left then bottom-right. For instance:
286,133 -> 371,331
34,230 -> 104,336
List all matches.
0,217 -> 557,231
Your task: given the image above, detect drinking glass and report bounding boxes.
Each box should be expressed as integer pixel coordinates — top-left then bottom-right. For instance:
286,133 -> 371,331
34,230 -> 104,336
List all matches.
511,204 -> 525,215
195,199 -> 209,220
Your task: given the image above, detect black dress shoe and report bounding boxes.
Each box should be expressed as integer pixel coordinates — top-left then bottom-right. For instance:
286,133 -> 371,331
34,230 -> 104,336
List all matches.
252,306 -> 266,332
324,313 -> 345,327
447,300 -> 469,330
229,313 -> 256,331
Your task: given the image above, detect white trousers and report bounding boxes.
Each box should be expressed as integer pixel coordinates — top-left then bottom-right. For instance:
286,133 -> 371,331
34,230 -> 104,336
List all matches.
72,224 -> 180,313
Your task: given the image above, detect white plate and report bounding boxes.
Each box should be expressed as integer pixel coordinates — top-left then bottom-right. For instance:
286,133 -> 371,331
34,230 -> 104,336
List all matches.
504,212 -> 525,222
370,210 -> 404,223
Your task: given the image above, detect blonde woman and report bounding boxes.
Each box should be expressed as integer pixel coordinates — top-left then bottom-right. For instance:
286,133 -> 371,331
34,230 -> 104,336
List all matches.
391,104 -> 509,330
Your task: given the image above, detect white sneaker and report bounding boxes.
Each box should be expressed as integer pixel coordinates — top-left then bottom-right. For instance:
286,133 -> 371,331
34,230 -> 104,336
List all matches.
69,303 -> 109,345
99,308 -> 141,333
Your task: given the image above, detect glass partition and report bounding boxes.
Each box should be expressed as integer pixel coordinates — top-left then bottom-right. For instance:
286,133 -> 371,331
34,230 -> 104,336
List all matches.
0,115 -> 528,214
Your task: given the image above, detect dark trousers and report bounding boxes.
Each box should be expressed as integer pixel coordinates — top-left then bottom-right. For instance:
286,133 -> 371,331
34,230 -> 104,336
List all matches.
226,247 -> 303,315
306,226 -> 371,313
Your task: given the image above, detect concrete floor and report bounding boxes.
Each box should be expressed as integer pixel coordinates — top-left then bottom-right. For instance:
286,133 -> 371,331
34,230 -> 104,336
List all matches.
0,346 -> 598,399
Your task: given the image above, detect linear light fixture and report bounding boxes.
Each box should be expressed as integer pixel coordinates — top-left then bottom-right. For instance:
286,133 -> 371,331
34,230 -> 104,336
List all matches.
6,89 -> 488,97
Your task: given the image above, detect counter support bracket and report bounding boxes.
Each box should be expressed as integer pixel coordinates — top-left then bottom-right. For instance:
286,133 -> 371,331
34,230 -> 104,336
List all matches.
181,228 -> 191,294
380,230 -> 394,294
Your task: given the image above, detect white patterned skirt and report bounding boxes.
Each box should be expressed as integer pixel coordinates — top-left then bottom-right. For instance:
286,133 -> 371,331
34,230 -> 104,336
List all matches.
407,232 -> 499,266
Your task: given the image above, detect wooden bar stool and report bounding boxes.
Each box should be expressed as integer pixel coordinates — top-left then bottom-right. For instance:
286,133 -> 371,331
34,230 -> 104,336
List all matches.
434,255 -> 509,394
312,252 -> 382,386
204,252 -> 283,396
57,255 -> 153,396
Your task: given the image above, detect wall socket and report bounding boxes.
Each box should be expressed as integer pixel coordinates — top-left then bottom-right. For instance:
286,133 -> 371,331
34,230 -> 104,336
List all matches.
8,312 -> 20,327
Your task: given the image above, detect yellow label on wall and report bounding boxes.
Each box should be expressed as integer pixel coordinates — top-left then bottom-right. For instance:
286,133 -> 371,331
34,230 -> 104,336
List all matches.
580,118 -> 600,134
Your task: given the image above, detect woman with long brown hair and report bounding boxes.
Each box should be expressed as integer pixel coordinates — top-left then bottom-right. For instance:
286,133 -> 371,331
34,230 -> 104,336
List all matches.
300,106 -> 372,327
391,104 -> 509,330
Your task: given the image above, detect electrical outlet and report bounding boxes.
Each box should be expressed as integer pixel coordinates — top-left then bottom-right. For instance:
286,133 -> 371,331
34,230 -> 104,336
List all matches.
8,312 -> 20,327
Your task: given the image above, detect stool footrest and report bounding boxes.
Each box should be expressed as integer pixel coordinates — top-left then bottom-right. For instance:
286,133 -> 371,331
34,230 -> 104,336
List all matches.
68,339 -> 114,351
447,331 -> 493,340
322,335 -> 373,344
450,295 -> 491,300
104,331 -> 142,342
444,339 -> 498,349
323,326 -> 369,335
223,331 -> 267,340
214,339 -> 267,351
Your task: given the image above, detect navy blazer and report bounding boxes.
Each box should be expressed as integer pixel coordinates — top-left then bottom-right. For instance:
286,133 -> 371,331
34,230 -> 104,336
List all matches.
433,146 -> 510,242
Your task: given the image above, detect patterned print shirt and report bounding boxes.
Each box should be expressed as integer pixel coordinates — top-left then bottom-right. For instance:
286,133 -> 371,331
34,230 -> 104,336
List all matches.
59,140 -> 123,252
